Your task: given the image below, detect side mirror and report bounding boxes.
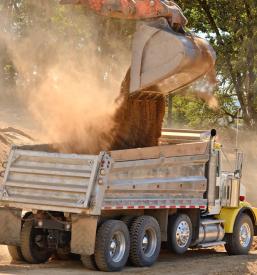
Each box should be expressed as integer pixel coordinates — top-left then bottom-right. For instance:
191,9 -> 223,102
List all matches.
234,151 -> 243,179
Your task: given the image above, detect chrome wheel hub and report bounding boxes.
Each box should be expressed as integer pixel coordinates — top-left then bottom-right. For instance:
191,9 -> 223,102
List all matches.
176,221 -> 190,248
109,231 -> 126,263
141,228 -> 157,258
239,223 -> 251,248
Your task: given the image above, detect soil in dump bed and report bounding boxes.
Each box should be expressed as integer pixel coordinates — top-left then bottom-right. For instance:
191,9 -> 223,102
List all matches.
109,69 -> 165,150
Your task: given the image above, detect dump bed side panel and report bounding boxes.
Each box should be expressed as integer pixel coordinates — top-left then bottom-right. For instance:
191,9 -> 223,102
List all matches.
102,142 -> 209,210
0,148 -> 102,213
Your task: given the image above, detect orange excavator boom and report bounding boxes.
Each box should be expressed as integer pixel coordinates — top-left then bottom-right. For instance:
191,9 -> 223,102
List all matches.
60,0 -> 187,26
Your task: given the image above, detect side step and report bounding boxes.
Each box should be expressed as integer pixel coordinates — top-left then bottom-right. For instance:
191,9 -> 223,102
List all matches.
198,241 -> 226,248
201,219 -> 224,225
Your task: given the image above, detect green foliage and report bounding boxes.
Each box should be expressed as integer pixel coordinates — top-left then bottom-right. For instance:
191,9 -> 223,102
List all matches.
168,92 -> 238,129
176,0 -> 257,129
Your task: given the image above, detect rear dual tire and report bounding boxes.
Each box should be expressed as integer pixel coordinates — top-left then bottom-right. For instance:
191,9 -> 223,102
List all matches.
83,216 -> 162,271
94,220 -> 130,272
129,216 -> 161,267
81,254 -> 97,270
20,219 -> 52,264
7,246 -> 24,262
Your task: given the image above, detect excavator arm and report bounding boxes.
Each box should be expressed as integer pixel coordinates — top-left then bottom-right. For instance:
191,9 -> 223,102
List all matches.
61,0 -> 216,96
60,0 -> 187,27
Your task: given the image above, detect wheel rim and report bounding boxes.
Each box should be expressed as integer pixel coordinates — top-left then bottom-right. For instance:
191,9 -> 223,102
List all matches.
141,227 -> 157,258
109,231 -> 126,263
32,228 -> 48,251
239,223 -> 251,248
176,221 -> 190,248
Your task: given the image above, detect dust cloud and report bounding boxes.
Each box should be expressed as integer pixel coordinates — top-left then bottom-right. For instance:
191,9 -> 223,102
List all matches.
190,78 -> 218,109
239,134 -> 257,206
0,3 -> 130,154
220,130 -> 257,206
31,67 -> 119,154
189,35 -> 218,110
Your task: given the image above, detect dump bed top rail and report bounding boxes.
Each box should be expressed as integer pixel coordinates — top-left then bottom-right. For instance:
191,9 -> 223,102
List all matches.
160,129 -> 212,144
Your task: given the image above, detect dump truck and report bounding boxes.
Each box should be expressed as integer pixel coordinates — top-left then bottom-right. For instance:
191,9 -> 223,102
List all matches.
0,129 -> 256,272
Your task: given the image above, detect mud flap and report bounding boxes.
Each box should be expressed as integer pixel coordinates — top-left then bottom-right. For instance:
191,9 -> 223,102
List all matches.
0,207 -> 22,246
71,214 -> 98,255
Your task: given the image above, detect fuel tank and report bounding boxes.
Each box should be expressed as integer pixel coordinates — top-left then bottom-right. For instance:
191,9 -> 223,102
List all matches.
130,18 -> 216,95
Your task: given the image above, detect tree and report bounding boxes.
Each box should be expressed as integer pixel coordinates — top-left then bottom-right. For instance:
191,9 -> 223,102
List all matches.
176,0 -> 257,129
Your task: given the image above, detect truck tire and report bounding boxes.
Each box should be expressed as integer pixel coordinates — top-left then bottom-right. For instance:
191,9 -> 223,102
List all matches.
120,216 -> 136,266
129,216 -> 161,267
225,214 -> 254,255
81,254 -> 97,270
120,216 -> 135,229
7,246 -> 24,262
168,214 -> 192,254
94,220 -> 130,272
20,219 -> 52,264
7,211 -> 34,262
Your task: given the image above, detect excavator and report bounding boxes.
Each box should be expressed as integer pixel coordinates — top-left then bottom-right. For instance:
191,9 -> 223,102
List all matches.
60,0 -> 217,151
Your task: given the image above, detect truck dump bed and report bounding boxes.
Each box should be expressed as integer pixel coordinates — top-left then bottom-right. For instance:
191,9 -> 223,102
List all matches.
0,130 -> 211,214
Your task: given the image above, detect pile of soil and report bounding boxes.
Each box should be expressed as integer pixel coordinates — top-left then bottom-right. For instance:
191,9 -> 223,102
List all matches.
0,127 -> 33,164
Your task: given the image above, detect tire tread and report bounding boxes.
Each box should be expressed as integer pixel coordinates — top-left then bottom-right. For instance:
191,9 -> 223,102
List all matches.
20,219 -> 51,264
94,220 -> 129,272
20,220 -> 37,263
7,246 -> 24,262
81,254 -> 98,270
225,214 -> 253,255
129,216 -> 161,267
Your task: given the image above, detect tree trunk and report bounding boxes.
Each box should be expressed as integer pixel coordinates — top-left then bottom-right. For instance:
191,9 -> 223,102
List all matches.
167,95 -> 173,127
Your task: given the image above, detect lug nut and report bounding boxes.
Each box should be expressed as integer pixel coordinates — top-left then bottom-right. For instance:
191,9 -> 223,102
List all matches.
65,223 -> 71,230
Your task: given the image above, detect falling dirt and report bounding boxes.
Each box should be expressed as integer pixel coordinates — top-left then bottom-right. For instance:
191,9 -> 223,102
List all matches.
109,69 -> 166,150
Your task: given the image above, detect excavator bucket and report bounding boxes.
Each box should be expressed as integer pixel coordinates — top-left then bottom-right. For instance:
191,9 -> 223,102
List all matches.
130,18 -> 216,95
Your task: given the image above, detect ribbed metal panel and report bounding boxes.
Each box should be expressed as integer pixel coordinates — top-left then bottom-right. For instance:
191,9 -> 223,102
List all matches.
103,153 -> 209,207
1,148 -> 100,212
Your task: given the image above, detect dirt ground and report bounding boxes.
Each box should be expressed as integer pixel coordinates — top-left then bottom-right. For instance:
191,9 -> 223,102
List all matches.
1,101 -> 257,274
0,245 -> 257,275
